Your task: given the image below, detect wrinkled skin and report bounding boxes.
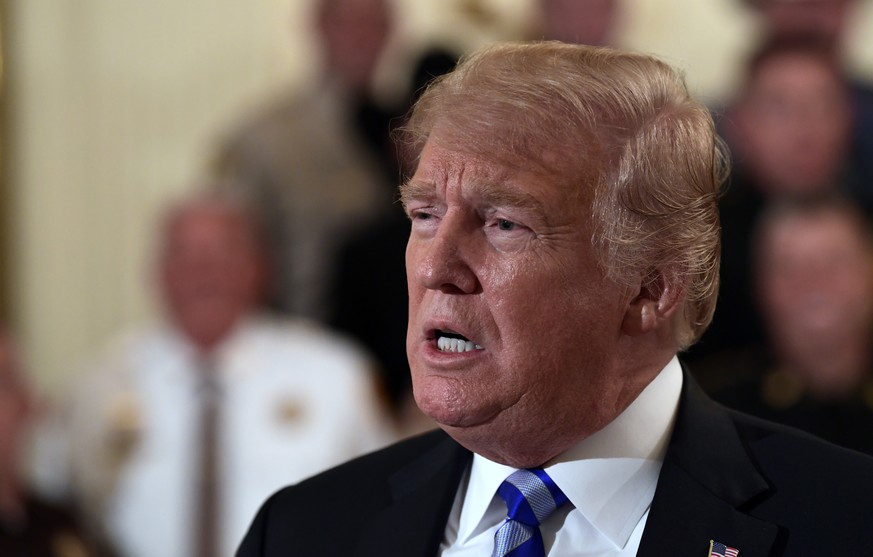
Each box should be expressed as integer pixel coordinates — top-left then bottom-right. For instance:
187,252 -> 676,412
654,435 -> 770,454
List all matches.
403,136 -> 677,467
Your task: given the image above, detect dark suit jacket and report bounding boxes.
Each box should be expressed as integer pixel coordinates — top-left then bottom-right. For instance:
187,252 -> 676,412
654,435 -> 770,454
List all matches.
237,371 -> 873,556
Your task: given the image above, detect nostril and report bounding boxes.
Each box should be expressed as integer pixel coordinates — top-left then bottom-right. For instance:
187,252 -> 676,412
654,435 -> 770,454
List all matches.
438,283 -> 473,295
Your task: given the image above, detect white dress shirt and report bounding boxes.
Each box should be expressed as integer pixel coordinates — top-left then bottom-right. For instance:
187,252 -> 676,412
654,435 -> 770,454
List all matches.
56,315 -> 395,557
440,357 -> 683,556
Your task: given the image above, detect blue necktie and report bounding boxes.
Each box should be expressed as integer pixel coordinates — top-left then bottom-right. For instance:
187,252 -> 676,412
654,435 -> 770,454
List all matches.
491,468 -> 568,557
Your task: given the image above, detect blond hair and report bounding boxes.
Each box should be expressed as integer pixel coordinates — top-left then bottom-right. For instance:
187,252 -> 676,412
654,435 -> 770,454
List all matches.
402,41 -> 728,348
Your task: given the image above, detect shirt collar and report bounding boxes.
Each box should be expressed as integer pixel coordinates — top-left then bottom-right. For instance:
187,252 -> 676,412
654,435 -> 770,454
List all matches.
456,356 -> 683,549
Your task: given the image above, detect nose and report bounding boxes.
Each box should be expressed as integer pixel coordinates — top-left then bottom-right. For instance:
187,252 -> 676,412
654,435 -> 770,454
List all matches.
409,214 -> 480,295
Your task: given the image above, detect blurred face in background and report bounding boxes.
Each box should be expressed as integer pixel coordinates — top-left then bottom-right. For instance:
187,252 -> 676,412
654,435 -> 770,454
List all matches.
540,0 -> 620,46
318,0 -> 392,90
159,202 -> 266,352
756,207 -> 873,392
756,0 -> 854,46
735,51 -> 851,195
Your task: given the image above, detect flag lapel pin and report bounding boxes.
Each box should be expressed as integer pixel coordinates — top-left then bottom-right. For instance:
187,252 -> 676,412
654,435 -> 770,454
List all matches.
709,539 -> 739,557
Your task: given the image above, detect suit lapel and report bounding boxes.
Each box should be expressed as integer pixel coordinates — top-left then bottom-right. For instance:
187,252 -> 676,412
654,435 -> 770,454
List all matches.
354,431 -> 472,557
638,370 -> 780,556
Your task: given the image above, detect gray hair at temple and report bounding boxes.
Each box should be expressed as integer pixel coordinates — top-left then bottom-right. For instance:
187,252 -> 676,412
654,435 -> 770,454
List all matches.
401,41 -> 729,349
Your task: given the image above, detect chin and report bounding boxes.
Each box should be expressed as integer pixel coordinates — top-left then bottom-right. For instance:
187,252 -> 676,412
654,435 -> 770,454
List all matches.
412,379 -> 502,430
440,420 -> 561,469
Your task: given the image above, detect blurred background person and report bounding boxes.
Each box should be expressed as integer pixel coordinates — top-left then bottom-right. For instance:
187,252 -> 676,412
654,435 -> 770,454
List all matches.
212,0 -> 398,323
707,196 -> 873,455
743,0 -> 857,47
739,0 -> 873,209
0,329 -> 105,556
536,0 -> 623,45
689,36 -> 861,362
45,192 -> 394,557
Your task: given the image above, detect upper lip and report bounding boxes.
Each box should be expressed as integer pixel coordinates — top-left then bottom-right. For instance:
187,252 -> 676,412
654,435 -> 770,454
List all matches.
422,319 -> 479,344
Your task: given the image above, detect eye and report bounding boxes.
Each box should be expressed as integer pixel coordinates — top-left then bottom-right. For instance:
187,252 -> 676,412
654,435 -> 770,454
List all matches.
496,219 -> 516,231
406,207 -> 436,222
407,207 -> 441,236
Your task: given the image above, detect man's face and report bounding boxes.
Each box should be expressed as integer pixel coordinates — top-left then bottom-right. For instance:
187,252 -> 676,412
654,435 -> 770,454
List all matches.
758,211 -> 873,350
319,0 -> 391,90
760,0 -> 852,45
737,53 -> 849,194
403,136 -> 636,465
739,54 -> 849,193
160,206 -> 264,350
542,0 -> 619,46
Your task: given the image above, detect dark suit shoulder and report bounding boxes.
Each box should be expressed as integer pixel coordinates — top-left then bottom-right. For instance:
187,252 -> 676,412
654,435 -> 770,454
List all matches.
237,429 -> 467,557
644,376 -> 873,556
726,407 -> 873,545
280,430 -> 451,496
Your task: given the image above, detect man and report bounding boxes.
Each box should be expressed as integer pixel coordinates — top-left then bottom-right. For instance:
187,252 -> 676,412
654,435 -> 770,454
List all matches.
725,39 -> 853,199
689,37 -> 865,364
538,0 -> 622,46
57,193 -> 394,557
712,196 -> 873,454
740,0 -> 857,46
213,0 -> 396,322
237,42 -> 873,556
737,0 -> 873,210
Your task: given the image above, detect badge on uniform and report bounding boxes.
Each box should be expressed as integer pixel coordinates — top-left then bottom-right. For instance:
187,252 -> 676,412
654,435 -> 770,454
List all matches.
275,397 -> 305,425
708,540 -> 739,557
106,392 -> 141,465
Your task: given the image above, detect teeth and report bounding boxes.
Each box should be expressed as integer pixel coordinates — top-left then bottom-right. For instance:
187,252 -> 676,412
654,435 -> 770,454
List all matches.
436,336 -> 484,353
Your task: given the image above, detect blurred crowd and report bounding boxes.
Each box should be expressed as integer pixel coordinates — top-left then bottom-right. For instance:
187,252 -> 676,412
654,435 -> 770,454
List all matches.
3,0 -> 873,555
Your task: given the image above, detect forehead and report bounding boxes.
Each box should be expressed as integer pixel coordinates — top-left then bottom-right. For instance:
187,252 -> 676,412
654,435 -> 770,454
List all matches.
165,205 -> 252,243
403,135 -> 591,210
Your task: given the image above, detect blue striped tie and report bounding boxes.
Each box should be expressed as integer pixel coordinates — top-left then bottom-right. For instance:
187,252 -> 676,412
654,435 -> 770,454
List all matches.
491,468 -> 568,557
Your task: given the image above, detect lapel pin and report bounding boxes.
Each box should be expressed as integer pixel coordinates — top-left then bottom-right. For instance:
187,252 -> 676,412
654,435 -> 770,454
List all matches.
709,540 -> 739,557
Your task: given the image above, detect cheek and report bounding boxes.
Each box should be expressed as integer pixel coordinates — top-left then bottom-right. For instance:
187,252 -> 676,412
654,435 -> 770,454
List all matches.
494,276 -> 611,369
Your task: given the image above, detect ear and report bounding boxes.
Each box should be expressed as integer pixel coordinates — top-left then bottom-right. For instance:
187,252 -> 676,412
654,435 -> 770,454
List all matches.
621,269 -> 685,337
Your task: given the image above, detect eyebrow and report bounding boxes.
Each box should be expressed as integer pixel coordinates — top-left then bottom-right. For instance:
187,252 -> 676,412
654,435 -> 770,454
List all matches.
398,179 -> 435,211
399,178 -> 546,215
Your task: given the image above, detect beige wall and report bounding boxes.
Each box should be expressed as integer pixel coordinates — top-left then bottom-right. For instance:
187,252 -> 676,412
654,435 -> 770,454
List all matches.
8,0 -> 873,391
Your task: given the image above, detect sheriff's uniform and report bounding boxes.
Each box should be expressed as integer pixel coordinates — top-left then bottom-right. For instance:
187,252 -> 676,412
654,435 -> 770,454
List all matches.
63,315 -> 395,557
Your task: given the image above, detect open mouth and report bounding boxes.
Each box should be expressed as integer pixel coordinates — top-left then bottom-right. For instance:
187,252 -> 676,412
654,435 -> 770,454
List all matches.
434,329 -> 484,353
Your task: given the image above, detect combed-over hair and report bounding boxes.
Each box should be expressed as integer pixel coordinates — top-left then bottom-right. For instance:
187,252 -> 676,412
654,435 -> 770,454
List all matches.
402,41 -> 729,348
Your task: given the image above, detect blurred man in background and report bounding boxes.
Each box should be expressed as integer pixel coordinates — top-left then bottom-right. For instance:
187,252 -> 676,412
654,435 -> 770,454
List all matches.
713,196 -> 873,455
690,37 -> 860,362
740,0 -> 873,206
743,0 -> 857,46
213,0 -> 397,323
727,40 -> 853,198
537,0 -> 621,46
51,192 -> 394,557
